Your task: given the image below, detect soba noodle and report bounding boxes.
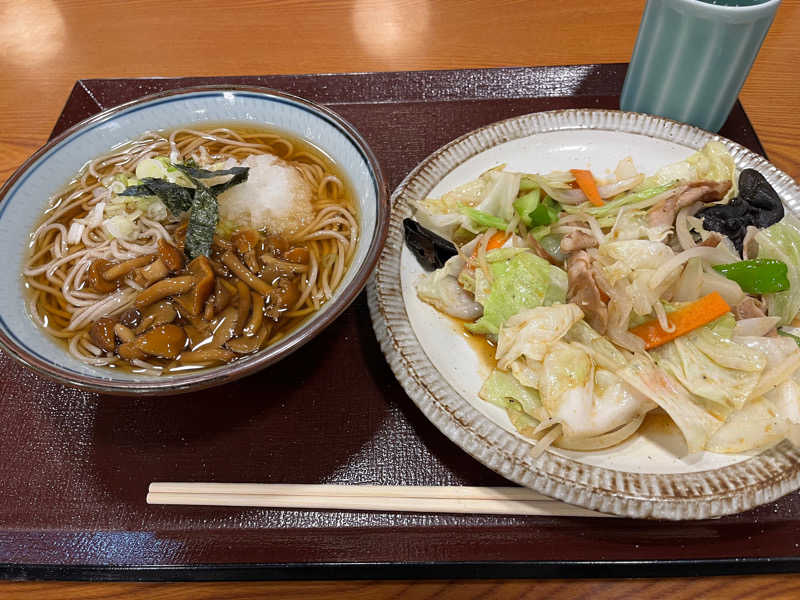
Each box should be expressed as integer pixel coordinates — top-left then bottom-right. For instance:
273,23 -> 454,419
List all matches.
24,125 -> 358,374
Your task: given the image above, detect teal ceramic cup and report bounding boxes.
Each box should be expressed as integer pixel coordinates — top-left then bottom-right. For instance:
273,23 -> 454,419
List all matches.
620,0 -> 781,132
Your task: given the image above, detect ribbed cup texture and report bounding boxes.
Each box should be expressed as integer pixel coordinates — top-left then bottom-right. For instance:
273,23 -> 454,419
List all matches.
620,0 -> 780,132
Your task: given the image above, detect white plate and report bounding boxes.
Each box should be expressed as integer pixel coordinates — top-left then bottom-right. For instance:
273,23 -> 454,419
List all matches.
368,109 -> 800,519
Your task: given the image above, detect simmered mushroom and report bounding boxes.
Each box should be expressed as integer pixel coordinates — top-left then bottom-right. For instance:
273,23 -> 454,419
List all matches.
173,256 -> 216,317
261,234 -> 289,257
235,281 -> 251,334
244,292 -> 265,335
226,325 -> 269,354
284,247 -> 310,265
212,235 -> 233,251
113,323 -> 136,343
135,300 -> 178,334
232,229 -> 261,271
102,254 -> 155,281
89,317 -> 116,352
87,259 -> 118,293
183,323 -> 210,348
117,341 -> 145,361
272,277 -> 299,309
259,253 -> 307,276
133,324 -> 187,359
208,259 -> 231,278
157,238 -> 184,272
177,347 -> 235,364
119,308 -> 142,329
188,256 -> 215,311
133,275 -> 196,309
135,259 -> 170,287
232,229 -> 259,255
200,278 -> 231,320
220,251 -> 272,296
211,306 -> 239,347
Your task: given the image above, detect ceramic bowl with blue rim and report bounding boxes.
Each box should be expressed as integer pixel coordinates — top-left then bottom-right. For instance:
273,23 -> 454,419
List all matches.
0,86 -> 389,395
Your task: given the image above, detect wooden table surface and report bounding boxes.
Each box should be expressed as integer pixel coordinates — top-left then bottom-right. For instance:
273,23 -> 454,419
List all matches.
0,0 -> 798,597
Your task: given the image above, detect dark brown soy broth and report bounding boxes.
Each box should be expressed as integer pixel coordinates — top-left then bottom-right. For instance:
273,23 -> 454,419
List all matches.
24,122 -> 359,375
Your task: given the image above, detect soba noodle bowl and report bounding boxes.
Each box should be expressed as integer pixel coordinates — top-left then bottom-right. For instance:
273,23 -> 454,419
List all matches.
23,125 -> 358,375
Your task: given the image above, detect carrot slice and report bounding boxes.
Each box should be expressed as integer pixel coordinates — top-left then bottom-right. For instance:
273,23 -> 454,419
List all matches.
486,231 -> 510,251
570,168 -> 604,207
629,292 -> 731,350
471,231 -> 510,260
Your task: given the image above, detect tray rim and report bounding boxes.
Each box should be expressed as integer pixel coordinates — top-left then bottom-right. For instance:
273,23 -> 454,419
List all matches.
3,557 -> 800,582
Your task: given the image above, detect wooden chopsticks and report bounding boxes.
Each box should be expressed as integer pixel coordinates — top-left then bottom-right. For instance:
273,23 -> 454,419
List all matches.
147,483 -> 610,517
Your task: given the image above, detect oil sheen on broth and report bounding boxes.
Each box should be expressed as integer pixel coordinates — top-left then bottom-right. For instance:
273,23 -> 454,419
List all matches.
23,123 -> 359,375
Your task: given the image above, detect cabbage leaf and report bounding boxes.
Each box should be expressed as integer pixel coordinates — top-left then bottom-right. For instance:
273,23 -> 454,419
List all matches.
465,250 -> 568,335
416,255 -> 483,321
413,168 -> 520,238
641,141 -> 737,200
496,303 -> 584,368
651,328 -> 766,414
615,354 -> 722,454
479,369 -> 547,436
756,215 -> 800,326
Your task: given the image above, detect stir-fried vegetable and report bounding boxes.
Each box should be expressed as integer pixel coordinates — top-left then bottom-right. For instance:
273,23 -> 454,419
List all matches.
403,218 -> 458,270
407,142 -> 800,457
484,231 -> 510,251
459,206 -> 510,231
712,259 -> 790,294
756,215 -> 800,326
513,188 -> 540,226
629,292 -> 731,350
570,169 -> 604,207
698,169 -> 784,252
466,250 -> 567,335
530,197 -> 561,227
778,330 -> 800,348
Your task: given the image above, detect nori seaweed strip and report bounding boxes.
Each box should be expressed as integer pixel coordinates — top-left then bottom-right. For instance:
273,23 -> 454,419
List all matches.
210,167 -> 249,196
117,185 -> 154,198
178,164 -> 250,196
119,163 -> 251,259
183,179 -> 218,260
174,165 -> 219,260
137,178 -> 194,214
118,166 -> 248,217
177,165 -> 249,180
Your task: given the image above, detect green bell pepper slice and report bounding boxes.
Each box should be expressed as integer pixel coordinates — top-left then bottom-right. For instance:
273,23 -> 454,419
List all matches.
712,258 -> 790,294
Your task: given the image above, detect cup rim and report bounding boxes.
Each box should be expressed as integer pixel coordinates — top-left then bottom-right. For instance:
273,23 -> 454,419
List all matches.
671,0 -> 781,15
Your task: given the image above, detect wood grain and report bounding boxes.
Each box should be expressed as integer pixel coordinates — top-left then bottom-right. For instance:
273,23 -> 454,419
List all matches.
0,0 -> 798,597
2,576 -> 800,599
0,0 -> 798,182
